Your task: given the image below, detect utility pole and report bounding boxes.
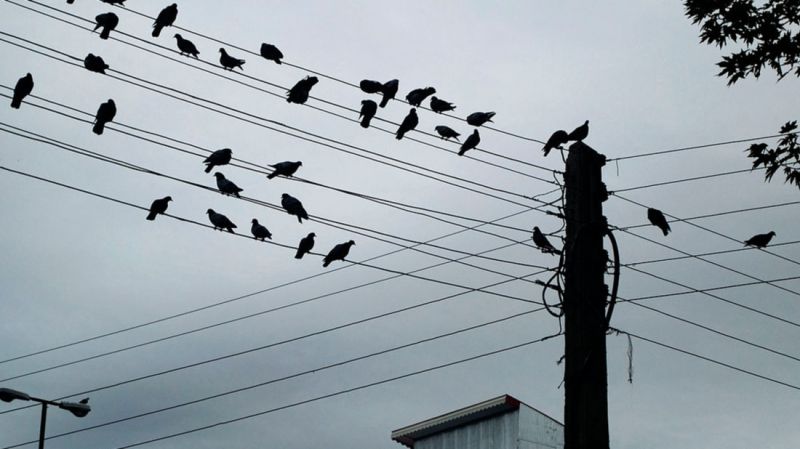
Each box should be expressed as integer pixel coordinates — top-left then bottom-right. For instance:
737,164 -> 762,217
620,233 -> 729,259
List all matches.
562,141 -> 609,449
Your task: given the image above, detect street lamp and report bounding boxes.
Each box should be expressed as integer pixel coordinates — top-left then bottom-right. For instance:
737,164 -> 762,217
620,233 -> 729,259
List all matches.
0,387 -> 91,449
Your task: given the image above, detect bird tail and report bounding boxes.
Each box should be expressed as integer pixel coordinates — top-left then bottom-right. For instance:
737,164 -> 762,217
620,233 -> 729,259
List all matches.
323,259 -> 330,267
100,28 -> 111,40
379,96 -> 390,108
542,145 -> 551,157
662,227 -> 670,236
10,97 -> 21,109
295,251 -> 304,259
204,164 -> 212,173
458,148 -> 466,156
267,172 -> 277,179
360,117 -> 371,128
152,25 -> 163,37
146,211 -> 157,220
92,122 -> 105,135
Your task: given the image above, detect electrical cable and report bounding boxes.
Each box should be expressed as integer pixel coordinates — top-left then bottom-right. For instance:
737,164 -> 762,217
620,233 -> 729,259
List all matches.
618,274 -> 800,303
610,167 -> 765,193
607,132 -> 795,162
625,239 -> 800,267
616,200 -> 800,231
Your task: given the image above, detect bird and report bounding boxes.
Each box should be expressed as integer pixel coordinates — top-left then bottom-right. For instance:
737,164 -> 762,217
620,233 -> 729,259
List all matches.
744,231 -> 776,248
567,120 -> 589,142
430,96 -> 455,113
214,172 -> 243,197
94,12 -> 119,40
323,240 -> 355,267
219,48 -> 245,71
406,87 -> 436,107
83,54 -> 109,73
647,208 -> 671,236
295,232 -> 315,259
152,3 -> 178,38
78,398 -> 90,404
434,125 -> 460,141
542,130 -> 569,157
250,219 -> 272,241
259,43 -> 283,64
281,193 -> 308,223
206,209 -> 236,233
100,0 -> 125,5
466,111 -> 495,127
10,73 -> 33,109
359,79 -> 383,94
396,108 -> 418,140
67,0 -> 74,3
204,148 -> 232,173
174,34 -> 199,58
146,196 -> 172,220
267,161 -> 302,179
92,99 -> 116,135
359,100 -> 377,128
379,79 -> 399,108
286,76 -> 319,104
532,227 -> 560,254
459,129 -> 480,156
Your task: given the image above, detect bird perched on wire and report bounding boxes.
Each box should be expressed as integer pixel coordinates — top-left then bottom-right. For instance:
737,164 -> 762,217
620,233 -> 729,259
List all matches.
406,87 -> 436,107
542,129 -> 569,157
359,100 -> 378,128
100,0 -> 125,5
92,99 -> 116,135
206,209 -> 236,233
214,172 -> 243,197
434,125 -> 460,141
152,3 -> 178,38
259,43 -> 283,64
83,54 -> 109,73
219,48 -> 245,71
10,73 -> 33,109
94,12 -> 119,40
532,227 -> 561,255
250,219 -> 272,241
281,193 -> 309,223
286,76 -> 319,104
466,111 -> 495,127
647,208 -> 671,236
379,79 -> 399,108
430,96 -> 455,113
567,120 -> 589,142
323,240 -> 355,267
459,129 -> 480,156
146,196 -> 172,221
204,148 -> 232,173
295,232 -> 315,259
174,34 -> 199,58
359,79 -> 383,94
744,231 -> 776,248
267,161 -> 302,179
78,398 -> 90,404
396,108 -> 418,140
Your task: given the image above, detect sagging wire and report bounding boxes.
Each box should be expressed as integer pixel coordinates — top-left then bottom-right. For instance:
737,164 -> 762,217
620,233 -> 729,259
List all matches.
604,227 -> 621,328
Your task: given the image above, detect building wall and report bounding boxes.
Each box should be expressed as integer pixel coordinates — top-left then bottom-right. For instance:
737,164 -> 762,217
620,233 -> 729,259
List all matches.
517,406 -> 564,449
414,411 -> 520,449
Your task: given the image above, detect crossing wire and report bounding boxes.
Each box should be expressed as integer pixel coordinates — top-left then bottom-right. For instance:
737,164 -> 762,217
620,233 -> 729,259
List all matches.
626,239 -> 800,267
616,200 -> 800,231
619,275 -> 800,303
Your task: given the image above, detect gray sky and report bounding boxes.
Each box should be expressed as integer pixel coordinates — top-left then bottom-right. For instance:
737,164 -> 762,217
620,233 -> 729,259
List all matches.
1,1 -> 799,448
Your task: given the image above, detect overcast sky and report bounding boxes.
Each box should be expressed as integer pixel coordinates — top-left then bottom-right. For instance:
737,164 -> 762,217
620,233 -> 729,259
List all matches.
1,1 -> 799,449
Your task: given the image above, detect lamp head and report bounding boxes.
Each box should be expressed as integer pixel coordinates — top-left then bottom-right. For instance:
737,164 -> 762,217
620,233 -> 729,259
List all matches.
59,400 -> 91,418
0,388 -> 31,403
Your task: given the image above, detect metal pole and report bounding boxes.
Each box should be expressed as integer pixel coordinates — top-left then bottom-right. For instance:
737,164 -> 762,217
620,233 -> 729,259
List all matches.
38,402 -> 47,449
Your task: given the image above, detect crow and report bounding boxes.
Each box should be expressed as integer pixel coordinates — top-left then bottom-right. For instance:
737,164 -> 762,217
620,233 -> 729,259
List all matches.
146,196 -> 172,221
532,227 -> 561,255
323,240 -> 355,267
92,99 -> 116,135
567,120 -> 589,142
10,73 -> 33,109
459,129 -> 480,156
359,100 -> 378,128
542,130 -> 568,157
396,108 -> 418,140
152,3 -> 178,38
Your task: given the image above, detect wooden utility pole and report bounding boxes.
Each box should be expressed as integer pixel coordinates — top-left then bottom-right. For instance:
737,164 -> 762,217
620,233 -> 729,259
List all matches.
563,141 -> 609,449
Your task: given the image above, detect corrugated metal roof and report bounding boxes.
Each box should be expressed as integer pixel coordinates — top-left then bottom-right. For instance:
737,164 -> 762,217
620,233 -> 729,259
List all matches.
391,395 -> 522,448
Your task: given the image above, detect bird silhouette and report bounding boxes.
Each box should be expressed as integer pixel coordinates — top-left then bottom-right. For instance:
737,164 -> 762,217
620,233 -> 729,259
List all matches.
100,0 -> 125,5
379,79 -> 399,108
204,148 -> 232,173
259,43 -> 283,64
214,172 -> 243,197
744,231 -> 776,248
430,96 -> 455,113
250,219 -> 272,241
647,208 -> 671,236
567,120 -> 589,142
532,227 -> 561,255
152,3 -> 177,38
281,193 -> 309,223
92,99 -> 116,135
459,129 -> 480,156
359,100 -> 378,128
174,34 -> 199,58
396,108 -> 418,140
542,130 -> 569,157
146,196 -> 172,221
323,240 -> 355,267
286,76 -> 319,104
359,79 -> 383,94
219,48 -> 245,71
267,161 -> 302,179
434,125 -> 460,141
466,111 -> 495,127
78,398 -> 90,404
206,209 -> 236,233
83,54 -> 109,73
67,0 -> 74,3
406,87 -> 436,107
295,232 -> 315,259
94,13 -> 119,40
10,73 -> 33,109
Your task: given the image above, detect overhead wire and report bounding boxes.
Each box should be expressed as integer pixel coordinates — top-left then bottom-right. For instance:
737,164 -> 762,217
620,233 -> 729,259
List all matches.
610,167 -> 765,193
626,239 -> 800,267
616,200 -> 800,231
619,275 -> 800,303
607,132 -> 795,162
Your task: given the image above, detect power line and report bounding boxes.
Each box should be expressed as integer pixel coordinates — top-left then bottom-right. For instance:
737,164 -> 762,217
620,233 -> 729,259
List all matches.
607,132 -> 794,162
620,275 -> 800,303
626,239 -> 800,266
616,200 -> 800,231
610,167 -> 765,193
